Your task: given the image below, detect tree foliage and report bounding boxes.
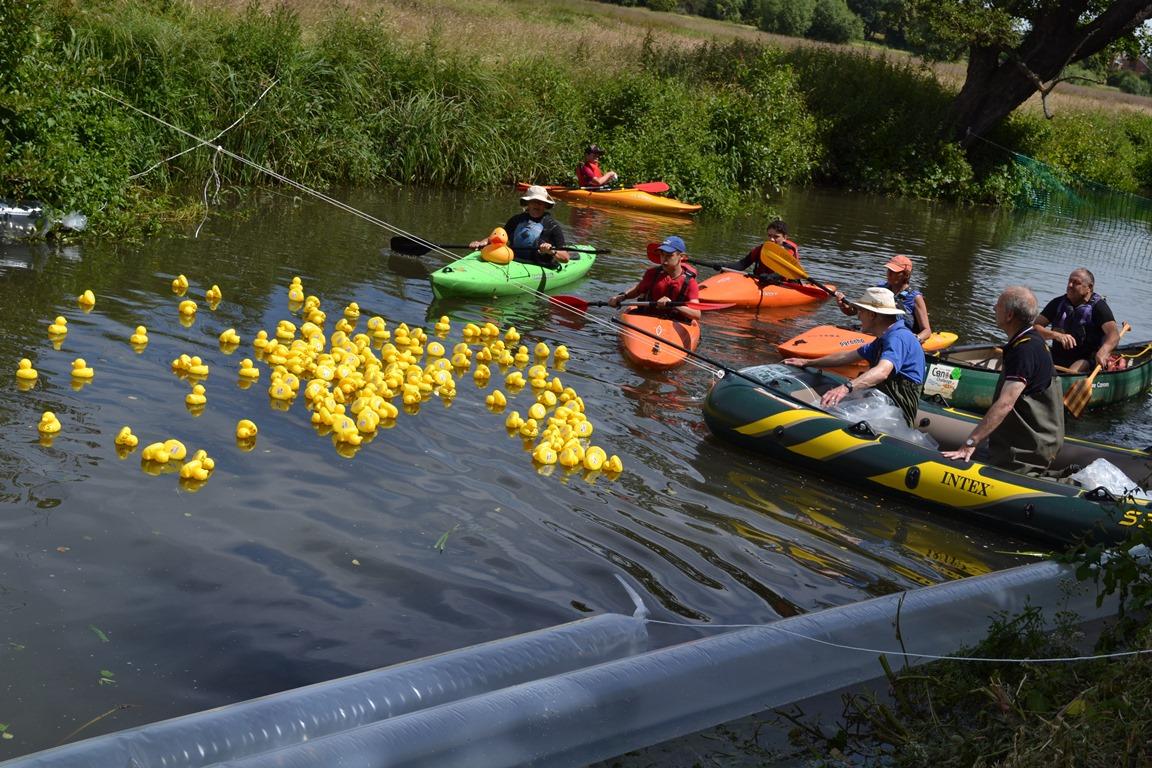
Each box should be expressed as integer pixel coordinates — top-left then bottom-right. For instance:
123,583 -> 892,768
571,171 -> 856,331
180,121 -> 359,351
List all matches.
902,0 -> 1152,145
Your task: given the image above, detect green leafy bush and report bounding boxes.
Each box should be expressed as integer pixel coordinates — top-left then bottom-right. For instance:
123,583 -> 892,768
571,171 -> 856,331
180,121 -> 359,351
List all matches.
808,0 -> 864,43
758,0 -> 816,36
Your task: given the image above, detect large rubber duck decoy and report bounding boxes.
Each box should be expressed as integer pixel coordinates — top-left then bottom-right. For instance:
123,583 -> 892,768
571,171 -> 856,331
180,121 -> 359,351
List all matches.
481,227 -> 514,265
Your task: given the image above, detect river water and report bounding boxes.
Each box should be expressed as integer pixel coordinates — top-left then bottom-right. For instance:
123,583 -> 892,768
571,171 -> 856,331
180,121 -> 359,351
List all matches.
1,186 -> 1149,757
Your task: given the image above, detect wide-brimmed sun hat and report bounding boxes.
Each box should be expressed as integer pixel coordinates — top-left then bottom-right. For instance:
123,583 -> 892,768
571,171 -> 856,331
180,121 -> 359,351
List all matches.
849,286 -> 905,315
519,185 -> 555,207
884,254 -> 913,273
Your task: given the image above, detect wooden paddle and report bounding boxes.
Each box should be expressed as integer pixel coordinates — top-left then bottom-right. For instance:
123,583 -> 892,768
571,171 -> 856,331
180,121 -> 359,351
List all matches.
1063,321 -> 1131,417
550,295 -> 733,312
390,236 -> 611,257
757,241 -> 836,296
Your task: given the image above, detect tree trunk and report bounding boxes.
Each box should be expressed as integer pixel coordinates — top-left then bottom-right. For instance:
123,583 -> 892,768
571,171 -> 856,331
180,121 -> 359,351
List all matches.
945,0 -> 1152,147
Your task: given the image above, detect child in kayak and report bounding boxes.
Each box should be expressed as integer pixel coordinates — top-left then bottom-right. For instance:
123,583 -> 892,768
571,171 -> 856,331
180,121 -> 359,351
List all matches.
608,236 -> 700,321
576,145 -> 618,188
722,219 -> 800,280
469,185 -> 569,266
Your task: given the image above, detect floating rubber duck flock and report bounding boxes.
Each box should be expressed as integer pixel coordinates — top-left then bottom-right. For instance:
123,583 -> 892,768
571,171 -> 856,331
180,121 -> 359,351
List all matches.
17,271 -> 623,488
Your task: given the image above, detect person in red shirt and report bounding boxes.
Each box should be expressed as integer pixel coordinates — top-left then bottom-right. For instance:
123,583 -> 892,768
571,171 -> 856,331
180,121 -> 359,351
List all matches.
608,235 -> 700,321
576,145 -> 618,188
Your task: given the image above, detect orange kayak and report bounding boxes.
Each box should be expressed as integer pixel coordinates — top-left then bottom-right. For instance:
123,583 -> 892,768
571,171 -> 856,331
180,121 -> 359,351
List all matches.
515,183 -> 701,216
696,271 -> 833,307
777,324 -> 959,361
616,308 -> 701,369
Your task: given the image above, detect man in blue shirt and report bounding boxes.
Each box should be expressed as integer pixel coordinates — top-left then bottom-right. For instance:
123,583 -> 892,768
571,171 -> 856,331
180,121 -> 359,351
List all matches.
783,286 -> 925,426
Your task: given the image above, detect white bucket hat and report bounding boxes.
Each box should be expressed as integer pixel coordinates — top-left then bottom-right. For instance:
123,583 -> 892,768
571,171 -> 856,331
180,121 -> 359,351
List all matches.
519,185 -> 555,207
849,286 -> 905,315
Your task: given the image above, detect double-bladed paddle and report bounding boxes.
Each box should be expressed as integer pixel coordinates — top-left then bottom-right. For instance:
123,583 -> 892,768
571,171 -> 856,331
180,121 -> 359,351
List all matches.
390,235 -> 611,258
1063,321 -> 1131,417
549,295 -> 732,312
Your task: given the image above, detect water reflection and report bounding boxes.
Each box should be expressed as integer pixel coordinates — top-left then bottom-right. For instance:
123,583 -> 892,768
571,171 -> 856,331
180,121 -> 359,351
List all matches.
0,186 -> 1148,758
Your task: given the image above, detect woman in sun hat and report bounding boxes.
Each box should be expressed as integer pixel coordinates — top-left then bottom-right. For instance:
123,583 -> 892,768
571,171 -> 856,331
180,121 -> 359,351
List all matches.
783,286 -> 926,427
576,144 -> 618,188
835,254 -> 932,342
469,185 -> 569,266
607,235 -> 700,321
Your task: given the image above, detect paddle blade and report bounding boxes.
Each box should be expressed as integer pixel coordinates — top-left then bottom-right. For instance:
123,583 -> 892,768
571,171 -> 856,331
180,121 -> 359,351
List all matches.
390,235 -> 433,256
549,295 -> 590,312
1063,374 -> 1095,418
758,241 -> 807,280
687,302 -> 735,311
633,181 -> 670,194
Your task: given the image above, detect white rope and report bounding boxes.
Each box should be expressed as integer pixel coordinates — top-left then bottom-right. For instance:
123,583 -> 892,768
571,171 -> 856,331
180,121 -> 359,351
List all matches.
127,78 -> 280,181
645,617 -> 1152,664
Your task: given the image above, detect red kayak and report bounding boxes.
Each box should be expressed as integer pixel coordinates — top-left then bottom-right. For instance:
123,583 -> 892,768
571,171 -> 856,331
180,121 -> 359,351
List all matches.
616,307 -> 701,369
697,271 -> 833,307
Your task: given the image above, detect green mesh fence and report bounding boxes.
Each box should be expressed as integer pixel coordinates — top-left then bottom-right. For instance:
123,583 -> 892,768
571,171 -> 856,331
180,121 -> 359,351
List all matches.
1010,151 -> 1152,265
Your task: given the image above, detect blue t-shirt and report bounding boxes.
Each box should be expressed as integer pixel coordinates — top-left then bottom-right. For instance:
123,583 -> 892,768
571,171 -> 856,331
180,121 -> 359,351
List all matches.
857,318 -> 925,384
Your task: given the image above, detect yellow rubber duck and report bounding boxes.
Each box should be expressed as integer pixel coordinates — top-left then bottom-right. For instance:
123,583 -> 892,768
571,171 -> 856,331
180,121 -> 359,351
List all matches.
288,282 -> 305,304
219,328 -> 241,345
77,289 -> 96,308
434,315 -> 451,335
130,326 -> 149,345
205,284 -> 223,304
504,411 -> 524,431
71,358 -> 95,379
344,302 -> 360,320
480,227 -> 514,265
238,359 -> 260,379
606,455 -> 624,473
582,446 -> 607,471
236,419 -> 258,440
38,411 -> 61,434
48,316 -> 68,335
505,327 -> 521,344
276,320 -> 296,341
186,357 -> 209,377
554,345 -> 570,362
534,341 -> 550,359
16,358 -> 38,381
513,346 -> 530,366
115,426 -> 139,448
485,389 -> 507,409
532,442 -> 558,465
178,299 -> 197,316
253,330 -> 270,351
172,274 -> 189,293
141,442 -> 171,463
186,384 -> 207,407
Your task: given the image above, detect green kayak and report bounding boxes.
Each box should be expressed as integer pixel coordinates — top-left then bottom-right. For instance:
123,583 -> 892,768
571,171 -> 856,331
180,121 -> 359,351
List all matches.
429,247 -> 597,299
924,340 -> 1152,412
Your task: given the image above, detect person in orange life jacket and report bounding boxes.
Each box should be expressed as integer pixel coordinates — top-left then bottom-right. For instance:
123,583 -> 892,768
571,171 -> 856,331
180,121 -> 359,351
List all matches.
1032,267 -> 1120,373
576,145 -> 618,188
942,286 -> 1063,474
608,235 -> 701,321
469,185 -> 569,266
783,286 -> 925,428
722,219 -> 800,280
835,254 -> 932,343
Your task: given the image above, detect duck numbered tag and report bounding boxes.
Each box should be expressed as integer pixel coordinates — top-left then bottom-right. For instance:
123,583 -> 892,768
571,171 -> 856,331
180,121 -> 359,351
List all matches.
923,363 -> 961,398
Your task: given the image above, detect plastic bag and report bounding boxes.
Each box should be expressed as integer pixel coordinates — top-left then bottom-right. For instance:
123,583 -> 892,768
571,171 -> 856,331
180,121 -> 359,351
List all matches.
830,389 -> 939,450
1068,458 -> 1150,499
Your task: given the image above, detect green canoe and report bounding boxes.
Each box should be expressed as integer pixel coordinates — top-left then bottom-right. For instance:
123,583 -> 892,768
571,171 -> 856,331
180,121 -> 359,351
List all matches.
429,246 -> 597,299
924,340 -> 1152,412
703,364 -> 1152,545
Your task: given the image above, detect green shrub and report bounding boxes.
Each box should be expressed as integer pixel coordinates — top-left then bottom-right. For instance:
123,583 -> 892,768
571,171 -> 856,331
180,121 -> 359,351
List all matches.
808,0 -> 863,43
758,0 -> 816,37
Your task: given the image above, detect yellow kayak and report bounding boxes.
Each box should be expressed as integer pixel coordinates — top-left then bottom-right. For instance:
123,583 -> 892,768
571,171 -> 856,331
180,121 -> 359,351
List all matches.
515,183 -> 701,216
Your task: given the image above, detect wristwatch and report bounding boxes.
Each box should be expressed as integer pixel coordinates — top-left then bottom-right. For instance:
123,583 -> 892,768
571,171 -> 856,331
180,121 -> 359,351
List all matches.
964,437 -> 976,448
844,380 -> 854,392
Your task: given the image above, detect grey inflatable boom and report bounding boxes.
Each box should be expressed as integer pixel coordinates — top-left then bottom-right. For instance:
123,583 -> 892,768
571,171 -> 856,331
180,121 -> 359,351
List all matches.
0,561 -> 1118,768
0,612 -> 648,768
